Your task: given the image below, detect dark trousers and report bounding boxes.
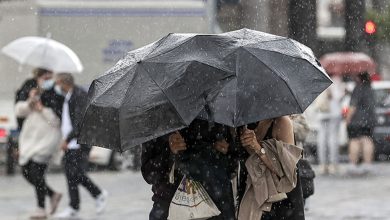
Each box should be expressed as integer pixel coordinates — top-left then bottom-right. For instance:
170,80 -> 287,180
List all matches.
22,160 -> 54,208
149,200 -> 170,220
261,172 -> 305,220
64,148 -> 101,210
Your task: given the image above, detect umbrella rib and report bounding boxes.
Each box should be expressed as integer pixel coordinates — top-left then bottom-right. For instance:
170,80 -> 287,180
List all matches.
92,67 -> 135,104
243,49 -> 304,113
140,34 -> 172,61
244,40 -> 319,65
137,64 -> 188,125
142,35 -> 196,62
143,59 -> 234,75
20,41 -> 48,65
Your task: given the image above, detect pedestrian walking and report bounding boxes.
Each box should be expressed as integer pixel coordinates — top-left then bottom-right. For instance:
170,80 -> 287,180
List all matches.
346,72 -> 376,174
237,116 -> 305,220
15,68 -> 64,219
315,75 -> 345,174
141,119 -> 238,220
53,73 -> 108,219
7,68 -> 43,175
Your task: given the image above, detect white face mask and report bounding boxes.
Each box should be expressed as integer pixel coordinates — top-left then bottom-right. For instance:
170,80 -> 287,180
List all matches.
41,79 -> 54,90
54,85 -> 65,96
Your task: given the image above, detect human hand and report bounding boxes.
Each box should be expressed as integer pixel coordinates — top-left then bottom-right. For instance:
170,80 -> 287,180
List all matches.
61,140 -> 68,151
28,88 -> 39,99
214,139 -> 229,154
169,131 -> 187,154
240,128 -> 261,152
32,101 -> 44,112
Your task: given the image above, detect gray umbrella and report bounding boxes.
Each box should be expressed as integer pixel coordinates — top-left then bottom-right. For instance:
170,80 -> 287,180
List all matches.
79,29 -> 331,152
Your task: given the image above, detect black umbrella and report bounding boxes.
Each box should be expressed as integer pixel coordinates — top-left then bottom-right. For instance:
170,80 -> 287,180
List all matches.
79,29 -> 331,152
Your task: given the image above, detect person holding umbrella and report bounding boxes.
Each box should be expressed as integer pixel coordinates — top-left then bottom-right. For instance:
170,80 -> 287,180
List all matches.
78,29 -> 330,220
7,68 -> 49,175
53,73 -> 108,219
141,119 -> 238,220
15,68 -> 64,219
237,116 -> 305,220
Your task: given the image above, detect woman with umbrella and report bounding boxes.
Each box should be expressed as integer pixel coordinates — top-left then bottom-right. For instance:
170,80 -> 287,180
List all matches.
78,29 -> 331,220
141,119 -> 238,220
237,116 -> 305,220
2,36 -> 83,219
15,68 -> 64,219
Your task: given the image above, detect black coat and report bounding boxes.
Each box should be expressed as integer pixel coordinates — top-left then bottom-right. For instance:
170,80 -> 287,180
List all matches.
40,88 -> 64,119
141,119 -> 239,220
64,86 -> 88,143
15,79 -> 38,129
15,79 -> 64,130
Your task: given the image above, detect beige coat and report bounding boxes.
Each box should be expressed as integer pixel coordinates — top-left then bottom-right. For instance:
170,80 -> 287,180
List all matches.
238,139 -> 302,220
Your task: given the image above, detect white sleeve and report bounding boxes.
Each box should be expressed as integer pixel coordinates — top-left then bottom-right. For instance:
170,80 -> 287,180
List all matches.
40,107 -> 61,127
15,101 -> 32,117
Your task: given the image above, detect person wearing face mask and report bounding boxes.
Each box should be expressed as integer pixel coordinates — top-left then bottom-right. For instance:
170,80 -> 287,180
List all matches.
7,68 -> 55,175
15,68 -> 64,219
54,73 -> 108,219
142,119 -> 238,220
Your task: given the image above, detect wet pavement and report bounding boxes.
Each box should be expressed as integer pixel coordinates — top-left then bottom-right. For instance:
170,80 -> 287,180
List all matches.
1,163 -> 390,220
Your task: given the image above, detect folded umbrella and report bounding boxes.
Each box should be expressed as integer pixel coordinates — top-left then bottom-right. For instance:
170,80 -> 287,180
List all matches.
1,36 -> 83,74
79,29 -> 332,152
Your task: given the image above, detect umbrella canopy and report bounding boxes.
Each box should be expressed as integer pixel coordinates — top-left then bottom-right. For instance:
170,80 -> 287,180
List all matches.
320,52 -> 376,75
79,29 -> 331,152
1,36 -> 83,74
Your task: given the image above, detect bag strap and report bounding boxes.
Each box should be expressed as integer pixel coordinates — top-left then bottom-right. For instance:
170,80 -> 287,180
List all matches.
169,162 -> 175,184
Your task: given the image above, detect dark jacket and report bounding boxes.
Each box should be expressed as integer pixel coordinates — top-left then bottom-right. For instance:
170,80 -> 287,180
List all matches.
349,83 -> 376,128
15,79 -> 63,130
40,88 -> 64,119
141,136 -> 176,202
15,79 -> 38,129
141,119 -> 239,220
64,86 -> 88,143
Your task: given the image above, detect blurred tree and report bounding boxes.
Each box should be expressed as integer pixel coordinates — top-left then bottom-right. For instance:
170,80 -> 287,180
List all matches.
288,0 -> 317,51
345,0 -> 366,51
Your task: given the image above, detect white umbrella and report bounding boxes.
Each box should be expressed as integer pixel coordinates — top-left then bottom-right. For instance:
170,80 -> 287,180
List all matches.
1,36 -> 83,74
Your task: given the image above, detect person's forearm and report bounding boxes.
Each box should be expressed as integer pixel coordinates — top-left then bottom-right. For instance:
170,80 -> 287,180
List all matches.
15,101 -> 31,117
253,143 -> 279,175
346,107 -> 356,124
256,152 -> 278,175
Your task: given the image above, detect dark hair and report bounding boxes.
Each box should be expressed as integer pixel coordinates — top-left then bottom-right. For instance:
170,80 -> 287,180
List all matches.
358,72 -> 371,85
56,73 -> 75,86
33,68 -> 52,78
